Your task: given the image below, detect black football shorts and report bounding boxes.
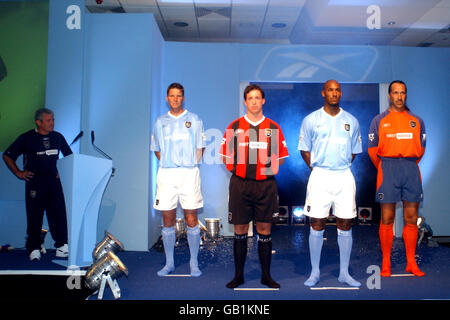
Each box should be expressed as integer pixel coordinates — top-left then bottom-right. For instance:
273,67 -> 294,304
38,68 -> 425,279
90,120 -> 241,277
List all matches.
228,175 -> 278,225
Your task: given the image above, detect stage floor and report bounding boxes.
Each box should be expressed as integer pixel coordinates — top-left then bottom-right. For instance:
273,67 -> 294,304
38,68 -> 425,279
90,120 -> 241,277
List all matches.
1,224 -> 449,301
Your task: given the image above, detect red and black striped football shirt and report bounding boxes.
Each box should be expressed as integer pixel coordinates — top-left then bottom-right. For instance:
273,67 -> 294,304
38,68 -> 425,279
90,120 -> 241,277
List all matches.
219,115 -> 289,180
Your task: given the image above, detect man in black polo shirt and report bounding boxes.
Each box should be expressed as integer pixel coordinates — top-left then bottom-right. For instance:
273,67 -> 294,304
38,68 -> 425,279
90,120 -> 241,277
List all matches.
219,84 -> 289,289
3,108 -> 72,261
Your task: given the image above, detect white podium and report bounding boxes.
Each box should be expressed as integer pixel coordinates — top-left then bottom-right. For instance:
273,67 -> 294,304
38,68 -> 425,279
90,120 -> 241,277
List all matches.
55,154 -> 113,268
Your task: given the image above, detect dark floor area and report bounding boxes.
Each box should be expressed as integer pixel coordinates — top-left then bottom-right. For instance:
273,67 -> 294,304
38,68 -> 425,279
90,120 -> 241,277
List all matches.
1,224 -> 449,304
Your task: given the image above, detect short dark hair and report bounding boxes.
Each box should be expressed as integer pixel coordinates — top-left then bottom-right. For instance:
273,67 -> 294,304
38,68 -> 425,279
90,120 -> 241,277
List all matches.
244,84 -> 265,100
35,108 -> 54,121
388,80 -> 407,94
167,82 -> 184,96
388,80 -> 409,110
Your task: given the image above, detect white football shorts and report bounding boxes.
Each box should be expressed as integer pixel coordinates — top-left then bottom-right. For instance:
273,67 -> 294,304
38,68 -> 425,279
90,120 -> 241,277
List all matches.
304,166 -> 357,219
154,167 -> 203,211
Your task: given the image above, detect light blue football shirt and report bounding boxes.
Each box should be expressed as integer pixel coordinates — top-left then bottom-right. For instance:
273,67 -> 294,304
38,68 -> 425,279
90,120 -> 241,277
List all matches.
151,110 -> 205,168
298,107 -> 362,170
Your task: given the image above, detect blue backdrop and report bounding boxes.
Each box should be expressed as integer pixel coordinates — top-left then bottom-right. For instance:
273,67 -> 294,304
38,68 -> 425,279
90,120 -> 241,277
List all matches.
255,82 -> 379,219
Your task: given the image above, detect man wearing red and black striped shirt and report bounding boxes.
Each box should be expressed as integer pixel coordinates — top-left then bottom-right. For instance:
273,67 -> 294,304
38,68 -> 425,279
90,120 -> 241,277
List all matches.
219,84 -> 289,289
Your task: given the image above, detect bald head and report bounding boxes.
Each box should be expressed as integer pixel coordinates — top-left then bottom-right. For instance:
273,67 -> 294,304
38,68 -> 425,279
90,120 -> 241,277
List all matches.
322,80 -> 341,108
323,79 -> 340,91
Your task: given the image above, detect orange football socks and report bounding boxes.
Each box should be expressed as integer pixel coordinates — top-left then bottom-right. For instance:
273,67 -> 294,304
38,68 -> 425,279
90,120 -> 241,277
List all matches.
379,223 -> 393,277
403,224 -> 425,277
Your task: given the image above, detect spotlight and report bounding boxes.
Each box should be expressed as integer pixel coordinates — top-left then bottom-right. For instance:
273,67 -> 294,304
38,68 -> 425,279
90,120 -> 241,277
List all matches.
417,216 -> 424,228
417,216 -> 426,246
203,218 -> 222,240
175,218 -> 186,239
358,207 -> 373,225
274,205 -> 289,225
85,251 -> 128,299
93,231 -> 124,261
291,206 -> 307,225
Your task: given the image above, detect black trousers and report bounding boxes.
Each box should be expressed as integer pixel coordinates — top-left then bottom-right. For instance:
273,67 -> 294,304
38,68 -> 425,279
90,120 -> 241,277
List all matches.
25,175 -> 68,253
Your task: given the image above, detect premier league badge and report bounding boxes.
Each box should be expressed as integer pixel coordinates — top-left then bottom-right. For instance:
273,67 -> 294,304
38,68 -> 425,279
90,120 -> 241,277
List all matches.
345,124 -> 350,131
185,121 -> 191,128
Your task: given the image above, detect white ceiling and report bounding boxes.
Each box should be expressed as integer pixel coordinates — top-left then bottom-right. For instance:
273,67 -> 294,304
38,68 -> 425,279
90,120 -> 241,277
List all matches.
86,0 -> 450,47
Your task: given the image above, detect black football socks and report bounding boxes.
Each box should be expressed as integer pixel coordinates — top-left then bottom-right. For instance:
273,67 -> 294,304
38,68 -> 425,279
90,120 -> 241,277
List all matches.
226,233 -> 247,288
258,233 -> 280,289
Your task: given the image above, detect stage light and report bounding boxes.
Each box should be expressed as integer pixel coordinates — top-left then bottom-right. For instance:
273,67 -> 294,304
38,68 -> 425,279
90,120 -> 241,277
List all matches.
293,207 -> 303,218
358,207 -> 373,225
274,205 -> 289,225
417,216 -> 424,228
93,231 -> 124,262
291,206 -> 307,225
87,232 -> 127,299
417,216 -> 426,246
175,218 -> 186,239
85,251 -> 128,299
203,218 -> 222,240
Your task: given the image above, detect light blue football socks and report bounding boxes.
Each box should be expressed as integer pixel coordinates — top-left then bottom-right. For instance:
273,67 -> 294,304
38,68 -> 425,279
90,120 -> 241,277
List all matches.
337,228 -> 361,287
158,224 -> 202,277
304,227 -> 324,287
157,226 -> 176,276
187,224 -> 202,277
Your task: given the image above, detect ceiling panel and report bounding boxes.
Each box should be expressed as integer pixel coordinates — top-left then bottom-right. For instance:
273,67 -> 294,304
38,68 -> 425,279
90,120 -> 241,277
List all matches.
83,0 -> 450,47
230,0 -> 268,39
195,0 -> 231,38
260,0 -> 306,39
157,2 -> 199,39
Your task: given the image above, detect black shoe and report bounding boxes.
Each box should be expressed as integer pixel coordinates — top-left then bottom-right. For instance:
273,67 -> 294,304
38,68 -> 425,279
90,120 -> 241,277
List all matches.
226,276 -> 244,289
261,276 -> 280,289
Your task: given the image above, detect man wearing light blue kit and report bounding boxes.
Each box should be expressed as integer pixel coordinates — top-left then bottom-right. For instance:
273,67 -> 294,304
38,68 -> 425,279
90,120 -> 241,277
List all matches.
151,83 -> 205,277
298,80 -> 362,287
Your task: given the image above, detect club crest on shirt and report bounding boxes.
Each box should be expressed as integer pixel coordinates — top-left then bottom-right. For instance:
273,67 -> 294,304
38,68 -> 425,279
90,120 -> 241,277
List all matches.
378,193 -> 384,201
344,123 -> 350,131
307,205 -> 311,212
368,133 -> 375,141
265,128 -> 272,137
409,120 -> 416,128
185,121 -> 191,128
43,140 -> 50,149
30,190 -> 36,198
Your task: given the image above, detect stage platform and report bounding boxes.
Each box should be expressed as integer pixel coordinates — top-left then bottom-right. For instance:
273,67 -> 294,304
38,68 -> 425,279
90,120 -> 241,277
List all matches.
1,224 -> 449,303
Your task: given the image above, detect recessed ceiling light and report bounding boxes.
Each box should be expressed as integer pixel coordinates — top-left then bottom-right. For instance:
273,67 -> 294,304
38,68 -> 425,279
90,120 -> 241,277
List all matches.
272,23 -> 286,28
387,21 -> 395,25
174,22 -> 189,27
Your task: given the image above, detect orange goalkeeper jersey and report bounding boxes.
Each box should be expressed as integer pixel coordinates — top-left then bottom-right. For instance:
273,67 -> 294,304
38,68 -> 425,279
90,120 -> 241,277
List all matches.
367,109 -> 426,167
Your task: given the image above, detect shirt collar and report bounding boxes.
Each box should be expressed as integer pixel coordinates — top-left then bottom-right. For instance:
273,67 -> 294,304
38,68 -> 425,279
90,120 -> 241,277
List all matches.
244,114 -> 265,126
168,109 -> 188,119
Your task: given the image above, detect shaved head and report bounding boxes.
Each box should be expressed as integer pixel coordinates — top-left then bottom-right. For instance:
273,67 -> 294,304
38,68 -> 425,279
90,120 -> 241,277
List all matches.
323,79 -> 340,91
322,79 -> 342,109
